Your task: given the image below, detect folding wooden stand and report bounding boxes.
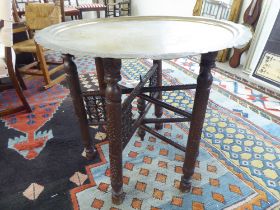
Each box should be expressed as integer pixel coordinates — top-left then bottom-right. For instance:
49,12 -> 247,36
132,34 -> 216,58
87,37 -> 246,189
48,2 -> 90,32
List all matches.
63,52 -> 217,204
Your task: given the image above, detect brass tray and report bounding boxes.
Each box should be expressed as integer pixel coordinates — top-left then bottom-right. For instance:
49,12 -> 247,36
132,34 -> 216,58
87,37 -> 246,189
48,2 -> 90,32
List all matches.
35,16 -> 252,59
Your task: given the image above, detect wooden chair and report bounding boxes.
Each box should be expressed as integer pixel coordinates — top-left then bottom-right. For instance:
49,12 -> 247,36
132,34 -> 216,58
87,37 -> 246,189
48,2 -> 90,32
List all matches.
104,0 -> 118,17
75,0 -> 107,18
0,46 -> 32,117
115,0 -> 131,16
12,3 -> 66,89
64,2 -> 81,20
103,0 -> 131,17
14,0 -> 43,19
201,0 -> 231,20
51,0 -> 80,20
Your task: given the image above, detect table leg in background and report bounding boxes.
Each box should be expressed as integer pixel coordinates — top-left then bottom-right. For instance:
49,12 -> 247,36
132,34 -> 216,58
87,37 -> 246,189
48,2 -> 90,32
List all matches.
63,54 -> 97,159
180,51 -> 217,192
103,58 -> 124,204
153,60 -> 163,130
95,57 -> 106,96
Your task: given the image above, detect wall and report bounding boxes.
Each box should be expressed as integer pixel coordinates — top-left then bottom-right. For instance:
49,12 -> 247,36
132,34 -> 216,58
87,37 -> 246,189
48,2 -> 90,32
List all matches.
131,0 -> 196,17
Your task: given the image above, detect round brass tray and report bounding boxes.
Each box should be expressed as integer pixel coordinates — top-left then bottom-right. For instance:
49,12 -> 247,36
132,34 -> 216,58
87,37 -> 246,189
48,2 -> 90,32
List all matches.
35,16 -> 252,59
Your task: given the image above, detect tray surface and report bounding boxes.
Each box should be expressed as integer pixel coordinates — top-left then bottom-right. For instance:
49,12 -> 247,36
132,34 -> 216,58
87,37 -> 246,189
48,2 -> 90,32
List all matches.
35,16 -> 252,59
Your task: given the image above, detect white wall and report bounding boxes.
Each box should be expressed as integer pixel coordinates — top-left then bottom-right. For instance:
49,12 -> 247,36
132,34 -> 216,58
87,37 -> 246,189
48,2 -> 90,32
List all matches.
131,0 -> 196,17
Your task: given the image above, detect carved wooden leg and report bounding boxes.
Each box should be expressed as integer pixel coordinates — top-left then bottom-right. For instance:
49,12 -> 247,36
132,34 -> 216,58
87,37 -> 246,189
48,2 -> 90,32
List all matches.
153,60 -> 163,130
180,52 -> 217,192
103,58 -> 124,205
63,54 -> 97,160
95,57 -> 106,96
137,96 -> 146,141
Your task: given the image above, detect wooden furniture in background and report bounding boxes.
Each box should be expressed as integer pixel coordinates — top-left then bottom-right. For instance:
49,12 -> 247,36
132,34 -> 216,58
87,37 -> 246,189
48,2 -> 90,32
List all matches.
105,0 -> 131,17
201,0 -> 231,19
0,20 -> 4,28
12,3 -> 65,89
63,0 -> 81,20
75,0 -> 107,18
105,0 -> 118,17
14,0 -> 44,19
115,0 -> 131,16
194,0 -> 243,62
229,0 -> 263,68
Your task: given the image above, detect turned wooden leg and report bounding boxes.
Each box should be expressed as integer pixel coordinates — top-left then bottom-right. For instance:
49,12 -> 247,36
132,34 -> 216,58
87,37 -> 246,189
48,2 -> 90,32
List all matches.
63,54 -> 97,160
153,60 -> 163,130
180,52 -> 217,192
95,57 -> 106,96
137,96 -> 146,141
103,58 -> 124,205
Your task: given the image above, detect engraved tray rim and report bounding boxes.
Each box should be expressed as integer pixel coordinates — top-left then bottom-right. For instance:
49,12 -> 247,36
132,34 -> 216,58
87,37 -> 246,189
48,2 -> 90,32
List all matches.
35,16 -> 252,59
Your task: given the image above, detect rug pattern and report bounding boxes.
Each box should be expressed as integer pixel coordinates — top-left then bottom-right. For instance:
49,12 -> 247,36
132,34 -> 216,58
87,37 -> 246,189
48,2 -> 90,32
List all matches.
171,58 -> 280,125
0,77 -> 69,160
1,54 -> 279,209
71,59 -> 280,209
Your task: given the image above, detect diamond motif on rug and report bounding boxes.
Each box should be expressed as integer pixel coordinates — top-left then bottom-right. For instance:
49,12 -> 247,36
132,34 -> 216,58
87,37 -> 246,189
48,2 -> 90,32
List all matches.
70,172 -> 88,186
23,183 -> 44,200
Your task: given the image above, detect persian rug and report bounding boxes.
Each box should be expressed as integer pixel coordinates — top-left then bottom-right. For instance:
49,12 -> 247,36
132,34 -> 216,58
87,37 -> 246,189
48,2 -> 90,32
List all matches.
0,55 -> 279,210
70,59 -> 280,210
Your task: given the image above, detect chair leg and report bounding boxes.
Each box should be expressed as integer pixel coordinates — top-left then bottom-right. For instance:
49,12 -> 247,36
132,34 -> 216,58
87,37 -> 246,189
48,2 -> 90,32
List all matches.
5,47 -> 32,113
96,10 -> 101,18
15,66 -> 27,90
43,74 -> 66,89
36,43 -> 51,86
79,11 -> 83,19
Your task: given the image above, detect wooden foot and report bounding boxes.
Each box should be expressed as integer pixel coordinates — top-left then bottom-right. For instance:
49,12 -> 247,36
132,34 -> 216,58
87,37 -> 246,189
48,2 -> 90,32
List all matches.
179,176 -> 192,192
112,189 -> 125,205
85,146 -> 97,160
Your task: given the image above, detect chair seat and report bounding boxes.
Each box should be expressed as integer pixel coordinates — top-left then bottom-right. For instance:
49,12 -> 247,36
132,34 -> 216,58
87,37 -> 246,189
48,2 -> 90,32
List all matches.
77,3 -> 106,11
13,39 -> 36,53
64,7 -> 80,16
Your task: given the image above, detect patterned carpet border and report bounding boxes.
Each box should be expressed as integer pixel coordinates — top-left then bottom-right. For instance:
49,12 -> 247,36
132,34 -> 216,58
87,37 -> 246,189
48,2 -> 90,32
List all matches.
166,59 -> 280,125
185,55 -> 280,100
